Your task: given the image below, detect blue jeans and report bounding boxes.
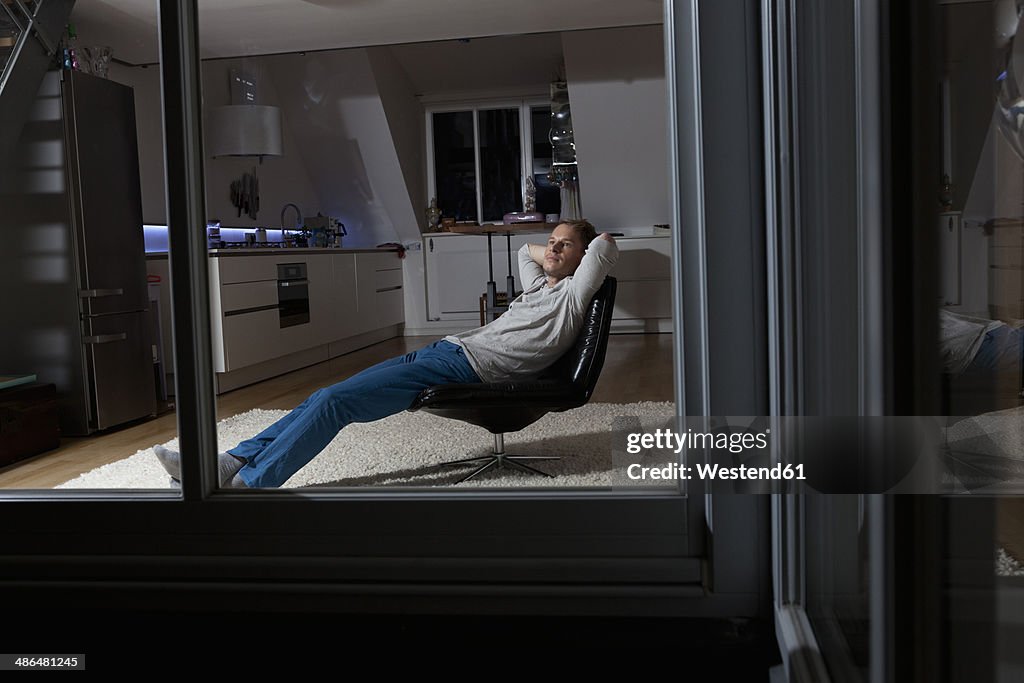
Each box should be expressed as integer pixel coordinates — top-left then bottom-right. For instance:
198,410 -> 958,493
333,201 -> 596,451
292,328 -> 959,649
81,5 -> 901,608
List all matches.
229,340 -> 480,487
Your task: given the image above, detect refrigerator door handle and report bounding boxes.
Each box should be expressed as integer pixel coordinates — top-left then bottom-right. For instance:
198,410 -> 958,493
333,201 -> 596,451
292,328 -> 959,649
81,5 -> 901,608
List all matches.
83,333 -> 127,344
80,288 -> 125,298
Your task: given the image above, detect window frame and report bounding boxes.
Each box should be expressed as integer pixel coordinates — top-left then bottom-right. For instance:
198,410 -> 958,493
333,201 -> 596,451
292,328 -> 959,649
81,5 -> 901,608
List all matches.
0,1 -> 775,621
425,97 -> 549,224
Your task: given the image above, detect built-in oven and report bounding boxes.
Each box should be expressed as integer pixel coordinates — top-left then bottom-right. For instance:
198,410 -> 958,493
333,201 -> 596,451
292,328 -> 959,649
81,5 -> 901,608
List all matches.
277,262 -> 310,328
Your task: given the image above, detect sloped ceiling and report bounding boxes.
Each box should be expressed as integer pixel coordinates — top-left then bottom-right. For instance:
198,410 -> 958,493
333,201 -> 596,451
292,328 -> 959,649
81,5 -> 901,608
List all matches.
69,0 -> 662,65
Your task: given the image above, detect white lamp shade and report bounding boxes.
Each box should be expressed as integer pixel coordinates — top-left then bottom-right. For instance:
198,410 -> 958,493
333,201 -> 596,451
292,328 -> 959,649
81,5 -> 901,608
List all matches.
206,105 -> 283,157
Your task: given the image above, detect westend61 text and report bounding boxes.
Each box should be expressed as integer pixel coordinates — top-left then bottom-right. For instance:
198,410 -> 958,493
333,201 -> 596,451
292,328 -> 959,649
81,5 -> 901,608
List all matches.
626,462 -> 806,481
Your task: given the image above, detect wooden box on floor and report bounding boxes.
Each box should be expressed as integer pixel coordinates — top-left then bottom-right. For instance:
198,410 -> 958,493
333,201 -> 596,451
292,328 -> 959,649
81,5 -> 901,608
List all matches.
0,383 -> 60,467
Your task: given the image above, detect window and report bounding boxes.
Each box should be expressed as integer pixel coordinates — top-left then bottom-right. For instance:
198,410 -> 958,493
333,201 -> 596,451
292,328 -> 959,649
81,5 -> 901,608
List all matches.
426,100 -> 560,224
6,1 -> 763,626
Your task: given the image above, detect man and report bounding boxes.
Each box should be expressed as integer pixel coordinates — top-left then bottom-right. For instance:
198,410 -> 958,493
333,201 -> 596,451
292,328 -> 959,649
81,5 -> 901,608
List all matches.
154,219 -> 619,488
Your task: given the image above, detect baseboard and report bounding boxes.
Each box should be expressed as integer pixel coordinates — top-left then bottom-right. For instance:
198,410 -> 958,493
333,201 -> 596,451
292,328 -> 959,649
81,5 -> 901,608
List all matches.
402,324 -> 477,337
326,325 -> 403,358
208,325 -> 404,395
215,346 -> 330,394
611,318 -> 673,334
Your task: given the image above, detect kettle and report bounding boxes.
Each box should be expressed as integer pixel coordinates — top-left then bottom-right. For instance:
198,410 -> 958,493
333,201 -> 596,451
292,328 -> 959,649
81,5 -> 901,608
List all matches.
330,220 -> 347,248
255,227 -> 268,243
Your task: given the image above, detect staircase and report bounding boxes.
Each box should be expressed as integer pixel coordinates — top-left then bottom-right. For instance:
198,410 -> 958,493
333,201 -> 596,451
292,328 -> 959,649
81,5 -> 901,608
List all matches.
0,0 -> 75,174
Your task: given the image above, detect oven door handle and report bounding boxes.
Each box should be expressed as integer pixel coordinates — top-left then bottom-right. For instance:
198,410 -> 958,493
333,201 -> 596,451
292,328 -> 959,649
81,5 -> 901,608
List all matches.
278,280 -> 308,287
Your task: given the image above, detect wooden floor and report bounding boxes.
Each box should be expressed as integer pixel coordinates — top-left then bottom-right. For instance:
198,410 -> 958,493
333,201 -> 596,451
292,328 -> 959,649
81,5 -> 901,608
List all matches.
0,333 -> 675,489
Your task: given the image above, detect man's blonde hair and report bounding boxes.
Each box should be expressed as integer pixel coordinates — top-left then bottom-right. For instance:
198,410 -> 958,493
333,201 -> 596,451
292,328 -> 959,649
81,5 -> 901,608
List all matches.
559,218 -> 598,245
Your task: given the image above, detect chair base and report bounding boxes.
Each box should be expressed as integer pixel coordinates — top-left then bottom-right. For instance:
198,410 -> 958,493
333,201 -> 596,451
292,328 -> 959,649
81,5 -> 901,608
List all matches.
438,433 -> 560,483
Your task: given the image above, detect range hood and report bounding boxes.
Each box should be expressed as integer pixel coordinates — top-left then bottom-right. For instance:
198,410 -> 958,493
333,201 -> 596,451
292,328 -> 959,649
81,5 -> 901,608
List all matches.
206,104 -> 283,158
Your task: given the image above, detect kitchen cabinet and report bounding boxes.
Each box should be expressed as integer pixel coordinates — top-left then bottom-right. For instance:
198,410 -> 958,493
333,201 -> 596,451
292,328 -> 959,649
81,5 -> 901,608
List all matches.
422,233 -> 673,330
988,220 -> 1024,321
369,253 -> 405,328
149,248 -> 404,393
606,237 -> 673,327
221,308 -> 282,370
330,254 -> 358,341
218,277 -> 280,371
211,253 -> 329,372
354,254 -> 380,335
353,252 -> 405,331
423,232 -> 538,321
210,251 -> 404,373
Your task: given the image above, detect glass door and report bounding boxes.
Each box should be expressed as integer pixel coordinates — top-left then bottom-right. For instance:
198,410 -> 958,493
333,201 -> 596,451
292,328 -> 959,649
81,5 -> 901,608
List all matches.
764,0 -> 1008,680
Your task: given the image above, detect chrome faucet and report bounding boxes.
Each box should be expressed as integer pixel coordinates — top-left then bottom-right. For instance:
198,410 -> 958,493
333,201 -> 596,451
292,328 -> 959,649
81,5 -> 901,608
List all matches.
280,203 -> 302,239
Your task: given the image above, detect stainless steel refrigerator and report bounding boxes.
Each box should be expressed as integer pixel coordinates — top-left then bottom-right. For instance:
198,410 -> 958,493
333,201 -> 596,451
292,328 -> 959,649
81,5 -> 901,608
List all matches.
0,69 -> 156,435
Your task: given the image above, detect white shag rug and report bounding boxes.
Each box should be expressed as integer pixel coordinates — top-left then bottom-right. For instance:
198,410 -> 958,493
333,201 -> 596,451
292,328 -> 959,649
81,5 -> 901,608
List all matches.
997,547 -> 1024,577
56,402 -> 676,489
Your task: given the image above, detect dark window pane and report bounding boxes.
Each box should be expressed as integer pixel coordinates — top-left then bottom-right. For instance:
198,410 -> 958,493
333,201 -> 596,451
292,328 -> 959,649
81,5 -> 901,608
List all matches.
478,108 -> 521,222
531,105 -> 561,216
432,111 -> 477,222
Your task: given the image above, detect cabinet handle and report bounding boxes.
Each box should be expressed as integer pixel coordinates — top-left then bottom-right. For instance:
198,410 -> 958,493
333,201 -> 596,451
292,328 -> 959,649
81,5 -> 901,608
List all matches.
83,333 -> 127,344
430,239 -> 434,252
80,288 -> 124,298
224,304 -> 279,317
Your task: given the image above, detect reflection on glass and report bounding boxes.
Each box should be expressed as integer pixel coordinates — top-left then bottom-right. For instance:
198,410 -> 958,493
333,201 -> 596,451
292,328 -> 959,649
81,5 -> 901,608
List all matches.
432,110 -> 477,222
531,105 -> 561,216
940,0 -> 1024,600
0,11 -> 177,492
805,494 -> 869,676
478,108 -> 521,222
940,2 -> 1024,447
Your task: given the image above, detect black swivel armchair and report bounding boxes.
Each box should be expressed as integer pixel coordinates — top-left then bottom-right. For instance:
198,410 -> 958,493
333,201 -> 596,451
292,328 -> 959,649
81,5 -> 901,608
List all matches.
409,276 -> 617,483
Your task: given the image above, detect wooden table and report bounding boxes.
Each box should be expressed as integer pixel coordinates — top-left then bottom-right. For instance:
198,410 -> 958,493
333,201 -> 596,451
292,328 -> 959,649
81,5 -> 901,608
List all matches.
444,223 -> 556,323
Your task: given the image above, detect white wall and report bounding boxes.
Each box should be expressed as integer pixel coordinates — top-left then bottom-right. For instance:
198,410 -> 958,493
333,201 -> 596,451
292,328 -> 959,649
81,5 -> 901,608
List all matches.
264,49 -> 415,247
109,59 -> 322,229
562,25 -> 669,231
961,109 -> 1024,316
201,58 -> 320,230
367,46 -> 427,239
111,52 -> 420,248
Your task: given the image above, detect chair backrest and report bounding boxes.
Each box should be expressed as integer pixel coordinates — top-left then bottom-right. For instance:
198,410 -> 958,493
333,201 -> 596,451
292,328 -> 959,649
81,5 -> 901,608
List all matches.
539,276 -> 617,404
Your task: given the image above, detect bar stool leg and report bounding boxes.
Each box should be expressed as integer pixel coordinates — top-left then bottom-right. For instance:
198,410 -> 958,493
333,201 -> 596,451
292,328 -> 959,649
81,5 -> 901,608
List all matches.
485,231 -> 498,323
505,231 -> 516,306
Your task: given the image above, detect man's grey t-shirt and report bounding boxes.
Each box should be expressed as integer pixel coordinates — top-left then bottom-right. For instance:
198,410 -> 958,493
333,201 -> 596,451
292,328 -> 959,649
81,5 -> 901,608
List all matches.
445,237 -> 619,382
